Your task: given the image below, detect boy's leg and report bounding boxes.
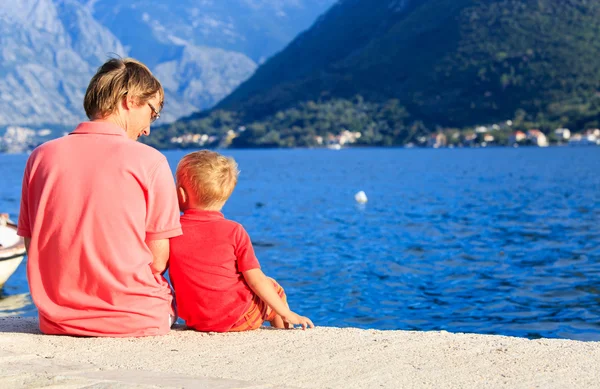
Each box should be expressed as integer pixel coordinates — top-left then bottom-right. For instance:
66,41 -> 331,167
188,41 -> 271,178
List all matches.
229,277 -> 289,331
229,295 -> 264,332
269,315 -> 286,328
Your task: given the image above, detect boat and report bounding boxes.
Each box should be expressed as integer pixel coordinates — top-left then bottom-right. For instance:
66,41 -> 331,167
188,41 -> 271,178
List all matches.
0,214 -> 26,288
0,293 -> 30,317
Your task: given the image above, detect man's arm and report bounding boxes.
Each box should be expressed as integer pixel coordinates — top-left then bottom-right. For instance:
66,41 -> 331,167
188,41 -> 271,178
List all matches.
146,239 -> 170,274
24,237 -> 31,255
144,157 -> 182,273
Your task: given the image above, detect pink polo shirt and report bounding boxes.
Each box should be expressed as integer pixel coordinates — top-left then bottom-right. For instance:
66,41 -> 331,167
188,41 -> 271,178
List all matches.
17,122 -> 182,337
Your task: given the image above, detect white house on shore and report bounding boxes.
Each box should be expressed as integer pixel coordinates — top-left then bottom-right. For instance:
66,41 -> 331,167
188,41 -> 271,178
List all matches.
554,128 -> 571,141
427,133 -> 447,148
569,131 -> 600,146
509,131 -> 526,145
527,129 -> 549,147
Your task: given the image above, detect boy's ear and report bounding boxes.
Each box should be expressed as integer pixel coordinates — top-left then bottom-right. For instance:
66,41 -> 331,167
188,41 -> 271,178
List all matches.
177,186 -> 188,205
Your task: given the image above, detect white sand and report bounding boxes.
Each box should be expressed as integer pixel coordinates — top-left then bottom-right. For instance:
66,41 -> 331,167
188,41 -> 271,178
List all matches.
1,317 -> 599,388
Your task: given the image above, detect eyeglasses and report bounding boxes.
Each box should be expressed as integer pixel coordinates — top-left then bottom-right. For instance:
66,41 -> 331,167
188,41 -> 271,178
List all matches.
148,102 -> 161,123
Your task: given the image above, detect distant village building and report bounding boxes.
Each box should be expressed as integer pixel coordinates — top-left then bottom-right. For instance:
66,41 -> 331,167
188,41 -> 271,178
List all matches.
325,130 -> 362,148
587,128 -> 600,137
480,134 -> 495,147
463,133 -> 477,146
338,130 -> 361,145
483,134 -> 495,143
527,129 -> 549,147
223,130 -> 237,145
509,131 -> 526,144
170,133 -> 211,146
554,128 -> 571,141
427,133 -> 447,148
569,132 -> 600,146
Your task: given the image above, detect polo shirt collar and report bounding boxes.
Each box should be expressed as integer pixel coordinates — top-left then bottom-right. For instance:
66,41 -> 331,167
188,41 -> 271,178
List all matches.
182,209 -> 224,221
70,121 -> 127,136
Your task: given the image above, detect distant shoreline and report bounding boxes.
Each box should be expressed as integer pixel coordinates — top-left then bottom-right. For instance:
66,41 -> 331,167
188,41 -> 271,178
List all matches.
153,143 -> 592,152
1,143 -> 598,155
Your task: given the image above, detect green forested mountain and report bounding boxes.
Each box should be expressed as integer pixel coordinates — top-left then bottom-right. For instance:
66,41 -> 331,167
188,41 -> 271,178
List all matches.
218,0 -> 600,125
150,0 -> 600,148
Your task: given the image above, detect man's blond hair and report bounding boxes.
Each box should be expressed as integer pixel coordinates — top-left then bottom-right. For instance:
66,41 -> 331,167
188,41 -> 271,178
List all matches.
176,150 -> 240,208
83,57 -> 164,120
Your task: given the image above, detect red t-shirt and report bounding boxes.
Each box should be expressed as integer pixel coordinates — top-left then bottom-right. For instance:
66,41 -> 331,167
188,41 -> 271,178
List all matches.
169,209 -> 260,332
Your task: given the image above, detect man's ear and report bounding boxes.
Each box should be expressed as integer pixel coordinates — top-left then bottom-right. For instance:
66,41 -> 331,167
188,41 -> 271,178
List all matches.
121,95 -> 134,111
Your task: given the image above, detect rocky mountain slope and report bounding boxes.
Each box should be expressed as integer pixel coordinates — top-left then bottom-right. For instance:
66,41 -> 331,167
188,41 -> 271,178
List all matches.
0,0 -> 334,128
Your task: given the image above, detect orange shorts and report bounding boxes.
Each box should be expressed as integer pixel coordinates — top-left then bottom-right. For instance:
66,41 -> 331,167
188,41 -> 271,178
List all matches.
228,278 -> 287,332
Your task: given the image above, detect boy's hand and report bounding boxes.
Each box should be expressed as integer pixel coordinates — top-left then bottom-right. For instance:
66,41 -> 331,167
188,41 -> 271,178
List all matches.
282,311 -> 315,330
242,269 -> 314,330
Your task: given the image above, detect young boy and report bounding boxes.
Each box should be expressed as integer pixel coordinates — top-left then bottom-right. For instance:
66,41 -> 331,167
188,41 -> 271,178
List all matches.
169,150 -> 314,332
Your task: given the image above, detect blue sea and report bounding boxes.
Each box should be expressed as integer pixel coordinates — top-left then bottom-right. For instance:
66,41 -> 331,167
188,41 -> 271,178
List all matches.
1,147 -> 599,341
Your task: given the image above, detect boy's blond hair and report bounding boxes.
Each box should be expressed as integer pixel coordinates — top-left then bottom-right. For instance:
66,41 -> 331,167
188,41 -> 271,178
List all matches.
176,150 -> 239,208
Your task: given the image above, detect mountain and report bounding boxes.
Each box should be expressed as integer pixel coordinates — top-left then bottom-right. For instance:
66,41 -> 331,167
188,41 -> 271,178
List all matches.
82,0 -> 336,64
79,0 -> 336,119
0,0 -> 125,127
0,0 -> 335,129
213,0 -> 600,128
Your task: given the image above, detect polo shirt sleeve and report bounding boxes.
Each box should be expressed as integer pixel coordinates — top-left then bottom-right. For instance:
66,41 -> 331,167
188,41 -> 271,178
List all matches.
145,158 -> 182,241
234,225 -> 261,272
17,157 -> 32,238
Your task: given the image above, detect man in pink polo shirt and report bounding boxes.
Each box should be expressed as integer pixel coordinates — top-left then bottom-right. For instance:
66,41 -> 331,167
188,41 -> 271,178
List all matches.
17,58 -> 182,337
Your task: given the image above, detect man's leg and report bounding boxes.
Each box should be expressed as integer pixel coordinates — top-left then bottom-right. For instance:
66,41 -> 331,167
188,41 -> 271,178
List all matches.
169,295 -> 178,328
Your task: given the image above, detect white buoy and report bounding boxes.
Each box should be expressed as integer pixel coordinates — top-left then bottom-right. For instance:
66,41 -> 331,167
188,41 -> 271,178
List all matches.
354,191 -> 368,204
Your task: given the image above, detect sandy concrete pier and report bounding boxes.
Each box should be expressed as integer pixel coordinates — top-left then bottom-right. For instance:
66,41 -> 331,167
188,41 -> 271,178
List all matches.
1,317 -> 599,388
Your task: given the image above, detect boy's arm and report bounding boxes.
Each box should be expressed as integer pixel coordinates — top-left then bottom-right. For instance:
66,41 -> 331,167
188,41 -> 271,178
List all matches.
243,268 -> 314,329
243,269 -> 290,315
